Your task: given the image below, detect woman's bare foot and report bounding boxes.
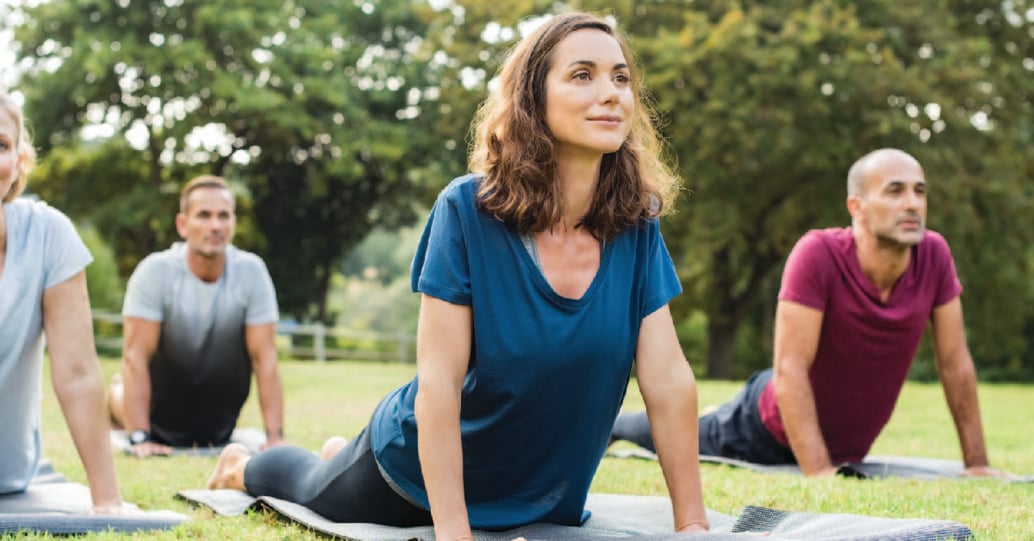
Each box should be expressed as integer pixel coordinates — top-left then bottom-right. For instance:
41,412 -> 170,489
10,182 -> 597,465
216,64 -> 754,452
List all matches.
319,436 -> 348,460
206,443 -> 251,490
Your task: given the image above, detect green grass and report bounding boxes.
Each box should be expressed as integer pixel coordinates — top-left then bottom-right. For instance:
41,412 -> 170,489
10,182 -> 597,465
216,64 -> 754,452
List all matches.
22,359 -> 1034,540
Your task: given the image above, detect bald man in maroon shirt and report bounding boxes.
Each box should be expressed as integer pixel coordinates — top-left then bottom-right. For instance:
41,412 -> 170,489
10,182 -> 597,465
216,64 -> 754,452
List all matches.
612,148 -> 1006,478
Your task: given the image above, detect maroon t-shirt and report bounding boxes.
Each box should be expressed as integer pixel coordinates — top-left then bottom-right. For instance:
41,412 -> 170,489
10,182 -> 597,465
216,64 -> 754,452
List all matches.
758,227 -> 962,462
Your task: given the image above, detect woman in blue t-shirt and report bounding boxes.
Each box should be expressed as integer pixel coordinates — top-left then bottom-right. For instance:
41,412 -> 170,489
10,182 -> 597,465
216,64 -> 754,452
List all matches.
207,11 -> 709,538
0,92 -> 123,511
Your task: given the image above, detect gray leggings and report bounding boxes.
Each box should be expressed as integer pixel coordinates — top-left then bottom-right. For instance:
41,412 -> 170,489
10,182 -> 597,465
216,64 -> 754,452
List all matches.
243,426 -> 432,525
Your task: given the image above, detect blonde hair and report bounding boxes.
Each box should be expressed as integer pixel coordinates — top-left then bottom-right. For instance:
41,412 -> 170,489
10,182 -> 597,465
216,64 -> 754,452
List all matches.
179,174 -> 233,213
0,93 -> 37,203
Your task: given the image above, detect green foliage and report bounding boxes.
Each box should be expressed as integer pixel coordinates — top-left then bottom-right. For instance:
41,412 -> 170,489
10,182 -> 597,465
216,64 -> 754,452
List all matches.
235,0 -> 452,321
29,139 -> 178,275
9,1 -> 1034,378
638,1 -> 1034,378
332,274 -> 422,336
333,221 -> 425,336
76,224 -> 123,311
13,0 -> 451,322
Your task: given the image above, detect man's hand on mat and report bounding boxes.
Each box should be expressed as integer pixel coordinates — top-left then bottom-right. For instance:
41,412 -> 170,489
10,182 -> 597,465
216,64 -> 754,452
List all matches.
805,465 -> 840,478
130,441 -> 173,457
962,464 -> 1016,479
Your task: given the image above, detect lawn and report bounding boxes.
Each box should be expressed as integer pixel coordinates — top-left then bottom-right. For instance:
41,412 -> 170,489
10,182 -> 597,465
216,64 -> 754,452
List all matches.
27,358 -> 1034,540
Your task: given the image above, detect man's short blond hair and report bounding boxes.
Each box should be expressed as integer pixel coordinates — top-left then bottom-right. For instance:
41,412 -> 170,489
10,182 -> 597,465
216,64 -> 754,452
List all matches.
179,175 -> 232,213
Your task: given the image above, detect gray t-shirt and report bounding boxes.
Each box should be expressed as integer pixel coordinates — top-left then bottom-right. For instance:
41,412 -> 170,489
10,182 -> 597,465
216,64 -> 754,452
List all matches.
122,242 -> 278,446
0,200 -> 92,493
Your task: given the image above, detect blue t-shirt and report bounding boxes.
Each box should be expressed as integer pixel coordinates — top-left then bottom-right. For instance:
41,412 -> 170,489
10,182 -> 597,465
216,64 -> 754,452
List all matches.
370,175 -> 681,529
0,199 -> 92,493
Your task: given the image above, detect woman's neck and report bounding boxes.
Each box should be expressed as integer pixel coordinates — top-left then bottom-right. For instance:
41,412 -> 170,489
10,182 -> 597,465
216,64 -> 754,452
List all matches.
555,154 -> 602,225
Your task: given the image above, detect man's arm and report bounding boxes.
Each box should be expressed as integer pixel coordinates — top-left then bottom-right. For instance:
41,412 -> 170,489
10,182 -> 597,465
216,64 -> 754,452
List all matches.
929,297 -> 999,476
44,271 -> 123,512
244,322 -> 285,448
772,300 -> 838,477
635,305 -> 708,533
120,316 -> 172,457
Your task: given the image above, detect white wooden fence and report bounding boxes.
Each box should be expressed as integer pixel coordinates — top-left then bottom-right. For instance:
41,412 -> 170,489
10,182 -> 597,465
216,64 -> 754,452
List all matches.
91,310 -> 415,363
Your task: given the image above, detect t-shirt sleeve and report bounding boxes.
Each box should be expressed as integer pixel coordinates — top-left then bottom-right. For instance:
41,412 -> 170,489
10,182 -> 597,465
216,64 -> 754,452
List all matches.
42,205 -> 93,289
777,231 -> 831,311
122,255 -> 165,321
929,233 -> 963,307
642,219 -> 683,318
245,257 -> 279,326
410,182 -> 472,305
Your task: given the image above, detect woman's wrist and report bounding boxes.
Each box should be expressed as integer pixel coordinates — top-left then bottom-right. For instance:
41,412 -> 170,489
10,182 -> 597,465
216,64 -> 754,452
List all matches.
675,519 -> 710,532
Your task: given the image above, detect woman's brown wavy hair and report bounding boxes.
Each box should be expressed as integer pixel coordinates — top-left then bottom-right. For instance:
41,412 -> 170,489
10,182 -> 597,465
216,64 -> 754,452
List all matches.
0,93 -> 37,203
469,12 -> 680,240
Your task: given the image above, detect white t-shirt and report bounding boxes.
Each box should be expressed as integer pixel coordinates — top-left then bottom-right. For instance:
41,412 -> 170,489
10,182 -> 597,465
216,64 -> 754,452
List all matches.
0,199 -> 92,493
121,242 -> 278,445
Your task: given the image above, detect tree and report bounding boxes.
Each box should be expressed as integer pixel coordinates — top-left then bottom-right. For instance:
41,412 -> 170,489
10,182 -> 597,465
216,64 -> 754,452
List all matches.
382,0 -> 1034,378
13,0 -> 453,321
639,0 -> 1034,377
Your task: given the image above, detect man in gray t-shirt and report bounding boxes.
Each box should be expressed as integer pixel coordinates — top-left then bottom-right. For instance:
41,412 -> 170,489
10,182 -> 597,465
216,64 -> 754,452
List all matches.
109,175 -> 285,456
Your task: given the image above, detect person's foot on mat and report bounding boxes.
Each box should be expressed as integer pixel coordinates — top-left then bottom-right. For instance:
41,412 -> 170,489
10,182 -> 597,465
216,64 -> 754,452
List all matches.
319,436 -> 348,460
107,373 -> 125,429
206,443 -> 251,490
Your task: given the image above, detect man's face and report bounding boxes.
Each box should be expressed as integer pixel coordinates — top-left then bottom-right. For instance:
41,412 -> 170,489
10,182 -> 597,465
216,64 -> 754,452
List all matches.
851,158 -> 927,247
176,187 -> 236,259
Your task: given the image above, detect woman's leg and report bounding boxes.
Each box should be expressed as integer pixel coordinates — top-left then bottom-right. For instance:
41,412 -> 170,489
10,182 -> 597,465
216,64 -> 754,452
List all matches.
233,427 -> 432,526
610,411 -> 657,452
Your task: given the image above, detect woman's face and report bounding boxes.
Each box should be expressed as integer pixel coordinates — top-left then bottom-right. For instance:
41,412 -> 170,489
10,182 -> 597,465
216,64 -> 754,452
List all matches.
0,108 -> 20,201
544,28 -> 633,161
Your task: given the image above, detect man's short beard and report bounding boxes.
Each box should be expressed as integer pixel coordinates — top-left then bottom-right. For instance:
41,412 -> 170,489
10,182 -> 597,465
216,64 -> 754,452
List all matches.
875,228 -> 924,250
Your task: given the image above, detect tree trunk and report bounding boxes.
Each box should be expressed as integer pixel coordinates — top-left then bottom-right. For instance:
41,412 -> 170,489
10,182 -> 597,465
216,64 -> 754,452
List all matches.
706,245 -> 741,379
706,318 -> 739,379
315,255 -> 333,324
143,129 -> 163,255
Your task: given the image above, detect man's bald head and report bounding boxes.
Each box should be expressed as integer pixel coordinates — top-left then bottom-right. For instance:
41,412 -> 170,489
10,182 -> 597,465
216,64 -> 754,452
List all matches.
846,148 -> 922,198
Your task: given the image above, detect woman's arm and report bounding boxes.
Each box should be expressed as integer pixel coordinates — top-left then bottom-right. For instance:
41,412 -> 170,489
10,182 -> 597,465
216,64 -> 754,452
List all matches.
43,270 -> 123,512
414,294 -> 475,541
634,305 -> 708,532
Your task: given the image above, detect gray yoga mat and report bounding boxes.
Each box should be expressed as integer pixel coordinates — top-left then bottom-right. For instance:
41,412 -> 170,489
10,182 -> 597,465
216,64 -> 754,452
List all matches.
0,462 -> 190,535
110,427 -> 267,456
177,489 -> 973,540
610,449 -> 1033,482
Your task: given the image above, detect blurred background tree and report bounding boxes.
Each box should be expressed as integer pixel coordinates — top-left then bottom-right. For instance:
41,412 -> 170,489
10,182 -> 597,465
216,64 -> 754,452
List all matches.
6,0 -> 1032,378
